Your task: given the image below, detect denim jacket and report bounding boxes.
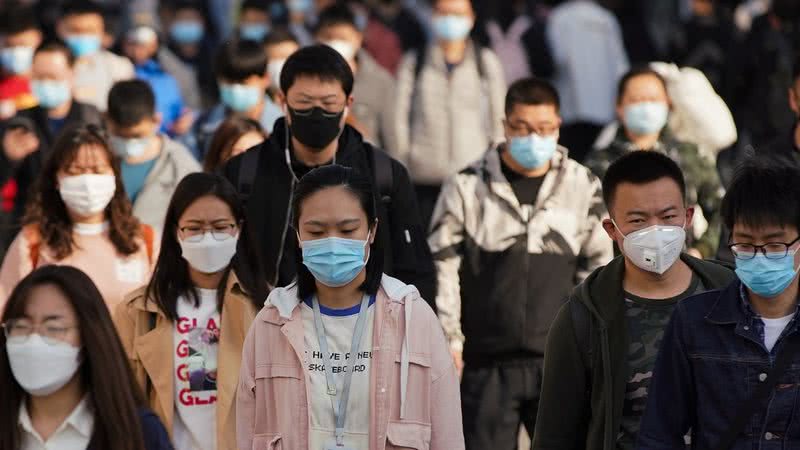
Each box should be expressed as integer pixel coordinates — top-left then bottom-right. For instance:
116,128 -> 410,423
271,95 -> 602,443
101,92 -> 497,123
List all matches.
638,280 -> 800,449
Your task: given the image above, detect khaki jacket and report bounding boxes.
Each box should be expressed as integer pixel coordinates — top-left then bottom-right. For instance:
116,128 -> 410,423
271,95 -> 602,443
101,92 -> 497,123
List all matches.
114,273 -> 258,450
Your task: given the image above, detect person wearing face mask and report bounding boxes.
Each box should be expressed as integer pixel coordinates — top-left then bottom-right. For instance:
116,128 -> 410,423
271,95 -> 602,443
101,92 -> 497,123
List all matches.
0,42 -> 102,256
203,116 -> 266,173
237,164 -> 463,450
393,0 -> 506,229
55,1 -> 135,112
238,0 -> 273,43
0,125 -> 157,311
0,265 -> 173,450
286,0 -> 317,46
114,172 -> 268,450
0,5 -> 43,119
638,160 -> 800,449
165,1 -> 218,110
264,28 -> 301,104
429,78 -> 613,450
187,39 -> 282,160
532,151 -> 734,450
106,80 -> 200,234
585,67 -> 724,260
315,3 -> 396,151
222,44 -> 437,309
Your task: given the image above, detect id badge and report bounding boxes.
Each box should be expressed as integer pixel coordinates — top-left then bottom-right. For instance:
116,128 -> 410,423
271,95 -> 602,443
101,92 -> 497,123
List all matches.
116,259 -> 145,283
323,439 -> 355,450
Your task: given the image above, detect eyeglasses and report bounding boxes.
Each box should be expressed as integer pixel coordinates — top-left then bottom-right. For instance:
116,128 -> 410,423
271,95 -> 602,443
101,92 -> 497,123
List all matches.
1,319 -> 78,345
729,236 -> 800,260
179,224 -> 238,243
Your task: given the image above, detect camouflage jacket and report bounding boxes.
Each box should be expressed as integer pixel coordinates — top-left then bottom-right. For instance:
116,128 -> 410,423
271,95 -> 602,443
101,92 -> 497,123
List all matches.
584,128 -> 724,258
428,146 -> 613,362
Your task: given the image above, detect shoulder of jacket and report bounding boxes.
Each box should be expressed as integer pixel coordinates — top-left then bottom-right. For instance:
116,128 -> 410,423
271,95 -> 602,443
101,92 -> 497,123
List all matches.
163,137 -> 201,168
122,285 -> 149,310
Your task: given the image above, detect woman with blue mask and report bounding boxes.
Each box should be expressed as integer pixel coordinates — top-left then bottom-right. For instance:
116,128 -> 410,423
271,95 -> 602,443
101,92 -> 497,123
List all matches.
236,165 -> 464,450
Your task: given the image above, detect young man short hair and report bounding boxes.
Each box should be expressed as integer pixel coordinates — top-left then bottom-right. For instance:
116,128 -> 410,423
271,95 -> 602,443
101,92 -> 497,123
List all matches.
639,160 -> 800,449
533,151 -> 734,450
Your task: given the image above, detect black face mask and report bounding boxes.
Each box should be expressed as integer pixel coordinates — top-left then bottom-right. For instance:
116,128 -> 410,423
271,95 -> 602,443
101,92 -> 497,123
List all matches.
288,106 -> 345,150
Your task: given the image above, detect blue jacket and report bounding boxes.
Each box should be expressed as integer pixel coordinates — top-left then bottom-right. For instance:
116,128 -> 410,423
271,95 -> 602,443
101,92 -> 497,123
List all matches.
638,280 -> 800,449
135,59 -> 184,134
139,408 -> 173,450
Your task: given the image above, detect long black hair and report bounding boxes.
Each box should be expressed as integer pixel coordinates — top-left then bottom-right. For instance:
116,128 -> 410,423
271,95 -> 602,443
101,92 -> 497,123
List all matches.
291,165 -> 384,300
0,266 -> 147,450
145,173 -> 268,320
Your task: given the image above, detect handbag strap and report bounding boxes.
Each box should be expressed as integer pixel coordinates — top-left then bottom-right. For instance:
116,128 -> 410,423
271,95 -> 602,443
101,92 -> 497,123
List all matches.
714,333 -> 800,450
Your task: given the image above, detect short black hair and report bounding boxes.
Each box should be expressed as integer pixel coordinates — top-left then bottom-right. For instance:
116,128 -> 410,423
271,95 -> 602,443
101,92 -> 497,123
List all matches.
616,66 -> 668,104
265,27 -> 299,48
241,0 -> 271,13
35,40 -> 76,67
721,158 -> 800,233
291,164 -> 383,300
0,4 -> 39,36
214,39 -> 268,82
280,44 -> 353,96
504,77 -> 560,115
107,79 -> 156,127
315,3 -> 358,34
61,0 -> 105,17
602,151 -> 686,210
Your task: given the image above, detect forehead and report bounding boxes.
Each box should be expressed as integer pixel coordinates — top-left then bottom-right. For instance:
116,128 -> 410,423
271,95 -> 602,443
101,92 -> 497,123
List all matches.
611,178 -> 683,213
507,103 -> 559,124
435,0 -> 473,13
623,74 -> 667,97
21,284 -> 77,322
732,223 -> 799,240
286,75 -> 345,97
63,12 -> 104,27
180,195 -> 234,222
299,185 -> 367,222
318,23 -> 359,37
63,144 -> 111,168
241,8 -> 270,22
267,41 -> 299,59
33,50 -> 69,67
175,8 -> 204,21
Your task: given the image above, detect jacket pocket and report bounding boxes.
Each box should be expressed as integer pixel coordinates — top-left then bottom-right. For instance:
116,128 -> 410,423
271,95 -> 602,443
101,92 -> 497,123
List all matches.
252,433 -> 282,450
386,421 -> 431,450
394,352 -> 432,419
253,364 -> 303,435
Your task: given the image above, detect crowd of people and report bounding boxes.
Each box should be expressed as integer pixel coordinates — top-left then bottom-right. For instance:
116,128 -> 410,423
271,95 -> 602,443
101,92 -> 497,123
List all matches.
0,0 -> 799,449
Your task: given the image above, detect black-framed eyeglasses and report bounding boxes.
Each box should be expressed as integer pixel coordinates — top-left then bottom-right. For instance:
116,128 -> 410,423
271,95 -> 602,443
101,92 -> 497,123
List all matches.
729,236 -> 800,260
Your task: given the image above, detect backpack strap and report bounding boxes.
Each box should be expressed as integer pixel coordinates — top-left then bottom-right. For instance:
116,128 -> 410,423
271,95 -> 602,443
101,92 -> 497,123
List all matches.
236,148 -> 261,205
140,224 -> 155,265
370,145 -> 394,205
23,225 -> 41,269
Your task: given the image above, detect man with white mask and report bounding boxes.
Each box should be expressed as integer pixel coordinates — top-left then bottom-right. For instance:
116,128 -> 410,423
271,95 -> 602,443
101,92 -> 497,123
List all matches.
533,151 -> 735,450
314,3 -> 396,152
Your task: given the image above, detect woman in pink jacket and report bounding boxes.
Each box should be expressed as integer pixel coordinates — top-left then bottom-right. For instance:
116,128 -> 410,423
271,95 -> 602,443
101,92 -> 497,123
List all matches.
237,165 -> 464,450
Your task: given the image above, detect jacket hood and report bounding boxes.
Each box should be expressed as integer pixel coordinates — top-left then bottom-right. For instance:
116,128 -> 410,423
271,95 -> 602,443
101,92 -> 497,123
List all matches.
573,254 -> 735,324
268,117 -> 369,164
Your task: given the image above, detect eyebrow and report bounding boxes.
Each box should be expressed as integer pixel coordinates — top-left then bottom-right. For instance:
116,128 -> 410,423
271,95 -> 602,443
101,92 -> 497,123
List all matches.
733,232 -> 786,240
626,206 -> 678,216
296,94 -> 339,100
182,218 -> 234,224
304,218 -> 361,227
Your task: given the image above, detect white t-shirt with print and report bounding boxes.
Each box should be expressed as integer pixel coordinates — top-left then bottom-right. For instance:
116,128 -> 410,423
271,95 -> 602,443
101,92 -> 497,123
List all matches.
302,296 -> 375,450
173,288 -> 220,450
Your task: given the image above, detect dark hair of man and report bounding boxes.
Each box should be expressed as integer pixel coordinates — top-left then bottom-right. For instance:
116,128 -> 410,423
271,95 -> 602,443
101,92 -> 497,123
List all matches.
721,158 -> 800,232
616,66 -> 668,104
0,266 -> 147,450
23,124 -> 142,258
145,172 -> 269,321
265,27 -> 299,49
35,40 -> 76,67
0,3 -> 39,36
280,44 -> 354,96
504,76 -> 560,115
291,165 -> 383,300
315,3 -> 358,34
241,0 -> 271,13
601,150 -> 686,210
214,38 -> 268,82
107,79 -> 157,128
61,0 -> 105,18
204,116 -> 265,172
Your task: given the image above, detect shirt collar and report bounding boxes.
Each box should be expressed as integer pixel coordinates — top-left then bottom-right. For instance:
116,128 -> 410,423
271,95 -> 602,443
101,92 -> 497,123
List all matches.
19,396 -> 95,441
739,283 -> 800,321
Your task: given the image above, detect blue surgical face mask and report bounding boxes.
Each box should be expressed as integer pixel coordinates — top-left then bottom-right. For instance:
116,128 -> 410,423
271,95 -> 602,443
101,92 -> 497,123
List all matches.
64,34 -> 101,58
219,83 -> 263,112
300,232 -> 371,287
31,80 -> 71,109
508,132 -> 558,169
170,21 -> 205,44
0,46 -> 34,75
624,101 -> 669,136
736,251 -> 800,298
110,135 -> 152,159
432,14 -> 473,42
287,0 -> 313,14
240,23 -> 270,42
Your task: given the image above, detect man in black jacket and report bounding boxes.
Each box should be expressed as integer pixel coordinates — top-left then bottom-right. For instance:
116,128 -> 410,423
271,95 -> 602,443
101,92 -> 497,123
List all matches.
0,40 -> 101,254
222,44 -> 437,303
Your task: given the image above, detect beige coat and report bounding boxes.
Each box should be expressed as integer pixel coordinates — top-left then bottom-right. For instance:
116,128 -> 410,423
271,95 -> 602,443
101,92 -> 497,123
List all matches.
113,273 -> 258,450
